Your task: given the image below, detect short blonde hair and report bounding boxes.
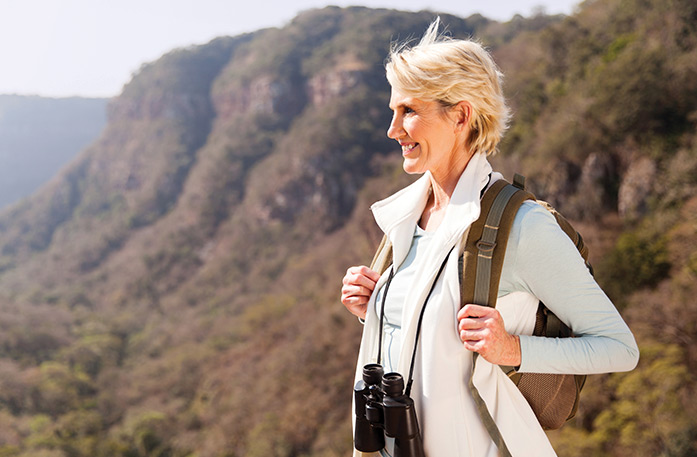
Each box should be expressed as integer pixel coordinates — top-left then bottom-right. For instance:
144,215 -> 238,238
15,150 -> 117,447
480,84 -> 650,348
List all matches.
385,19 -> 510,155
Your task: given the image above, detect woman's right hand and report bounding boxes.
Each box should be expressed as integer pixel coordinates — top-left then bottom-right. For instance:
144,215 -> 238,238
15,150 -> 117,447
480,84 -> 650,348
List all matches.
341,266 -> 381,319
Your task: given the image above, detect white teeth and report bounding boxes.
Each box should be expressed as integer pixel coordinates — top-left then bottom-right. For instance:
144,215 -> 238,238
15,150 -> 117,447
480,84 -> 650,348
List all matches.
402,143 -> 417,152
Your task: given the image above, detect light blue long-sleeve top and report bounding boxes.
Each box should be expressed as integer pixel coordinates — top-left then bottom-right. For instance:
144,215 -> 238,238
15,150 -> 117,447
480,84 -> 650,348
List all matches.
375,200 -> 639,375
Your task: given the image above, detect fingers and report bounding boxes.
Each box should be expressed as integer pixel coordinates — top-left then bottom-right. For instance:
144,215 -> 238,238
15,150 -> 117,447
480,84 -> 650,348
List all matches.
344,266 -> 381,285
461,338 -> 484,354
456,304 -> 521,366
341,283 -> 372,300
459,318 -> 493,358
457,305 -> 497,334
340,265 -> 381,319
458,322 -> 488,346
457,304 -> 495,320
341,285 -> 371,305
457,306 -> 497,348
340,282 -> 370,319
342,266 -> 380,293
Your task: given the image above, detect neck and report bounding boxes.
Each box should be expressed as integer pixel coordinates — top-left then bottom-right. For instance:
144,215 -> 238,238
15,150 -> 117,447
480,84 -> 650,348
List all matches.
429,150 -> 476,207
420,151 -> 476,231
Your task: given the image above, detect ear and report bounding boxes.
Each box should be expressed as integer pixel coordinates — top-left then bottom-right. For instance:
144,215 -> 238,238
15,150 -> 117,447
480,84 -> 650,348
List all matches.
452,101 -> 472,131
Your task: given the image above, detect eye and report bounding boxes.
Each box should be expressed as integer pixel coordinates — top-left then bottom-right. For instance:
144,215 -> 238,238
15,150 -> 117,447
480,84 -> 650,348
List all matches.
403,106 -> 415,114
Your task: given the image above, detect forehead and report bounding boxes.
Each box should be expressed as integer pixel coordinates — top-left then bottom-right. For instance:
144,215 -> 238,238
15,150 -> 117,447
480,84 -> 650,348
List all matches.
388,87 -> 440,112
388,87 -> 418,109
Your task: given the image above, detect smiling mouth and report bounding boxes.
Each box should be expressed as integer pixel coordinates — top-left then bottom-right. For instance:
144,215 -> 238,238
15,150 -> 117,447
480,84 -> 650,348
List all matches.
401,143 -> 418,154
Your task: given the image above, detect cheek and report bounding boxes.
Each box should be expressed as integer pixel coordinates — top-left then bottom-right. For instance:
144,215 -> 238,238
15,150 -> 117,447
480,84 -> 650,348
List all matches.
403,119 -> 422,138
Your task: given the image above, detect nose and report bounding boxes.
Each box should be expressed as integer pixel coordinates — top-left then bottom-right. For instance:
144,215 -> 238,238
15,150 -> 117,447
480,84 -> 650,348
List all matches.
387,112 -> 403,140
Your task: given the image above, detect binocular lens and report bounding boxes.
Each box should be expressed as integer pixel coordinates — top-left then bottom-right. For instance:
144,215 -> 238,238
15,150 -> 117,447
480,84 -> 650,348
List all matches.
362,363 -> 385,385
382,372 -> 405,397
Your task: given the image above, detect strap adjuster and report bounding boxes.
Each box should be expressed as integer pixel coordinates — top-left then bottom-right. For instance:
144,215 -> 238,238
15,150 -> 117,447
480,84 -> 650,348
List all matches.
476,240 -> 496,253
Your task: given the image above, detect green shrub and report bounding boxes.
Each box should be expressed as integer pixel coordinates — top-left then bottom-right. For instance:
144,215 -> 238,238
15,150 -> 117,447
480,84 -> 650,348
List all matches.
598,230 -> 671,304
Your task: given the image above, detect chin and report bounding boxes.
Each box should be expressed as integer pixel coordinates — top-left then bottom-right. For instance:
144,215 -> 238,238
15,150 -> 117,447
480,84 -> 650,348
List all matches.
402,166 -> 424,175
402,161 -> 425,175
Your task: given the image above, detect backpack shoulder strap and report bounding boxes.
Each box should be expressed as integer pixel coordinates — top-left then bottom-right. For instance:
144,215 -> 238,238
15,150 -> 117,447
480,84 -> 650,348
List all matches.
460,178 -> 535,308
461,177 -> 535,457
369,234 -> 393,275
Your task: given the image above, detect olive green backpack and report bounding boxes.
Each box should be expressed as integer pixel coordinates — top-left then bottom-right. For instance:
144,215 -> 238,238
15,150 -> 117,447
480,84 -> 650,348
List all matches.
369,175 -> 589,456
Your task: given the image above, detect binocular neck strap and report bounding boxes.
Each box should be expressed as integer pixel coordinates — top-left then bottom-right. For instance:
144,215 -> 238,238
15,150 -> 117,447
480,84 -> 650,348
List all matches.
376,267 -> 395,366
377,245 -> 455,398
406,246 -> 454,397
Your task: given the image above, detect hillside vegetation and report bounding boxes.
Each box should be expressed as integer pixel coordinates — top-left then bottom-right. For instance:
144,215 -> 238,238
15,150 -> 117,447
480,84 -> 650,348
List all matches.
0,1 -> 695,456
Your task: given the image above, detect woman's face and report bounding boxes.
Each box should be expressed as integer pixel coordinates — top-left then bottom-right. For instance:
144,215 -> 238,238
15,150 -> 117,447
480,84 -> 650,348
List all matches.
387,88 -> 470,178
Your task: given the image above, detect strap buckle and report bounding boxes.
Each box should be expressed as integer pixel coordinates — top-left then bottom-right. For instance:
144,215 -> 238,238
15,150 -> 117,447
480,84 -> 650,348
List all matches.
476,239 -> 496,253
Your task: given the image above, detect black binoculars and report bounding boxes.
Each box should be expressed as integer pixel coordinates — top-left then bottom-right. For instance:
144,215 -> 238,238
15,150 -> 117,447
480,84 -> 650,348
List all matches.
353,363 -> 425,457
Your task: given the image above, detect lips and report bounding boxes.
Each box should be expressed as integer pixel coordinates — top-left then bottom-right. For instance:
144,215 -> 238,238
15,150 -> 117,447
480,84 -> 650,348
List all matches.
401,143 -> 418,154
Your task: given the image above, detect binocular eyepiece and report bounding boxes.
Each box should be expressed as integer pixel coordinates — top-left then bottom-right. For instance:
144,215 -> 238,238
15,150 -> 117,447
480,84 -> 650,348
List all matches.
354,364 -> 425,457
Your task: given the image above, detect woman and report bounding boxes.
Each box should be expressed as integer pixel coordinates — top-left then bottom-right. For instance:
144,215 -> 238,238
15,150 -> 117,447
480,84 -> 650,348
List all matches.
341,19 -> 639,457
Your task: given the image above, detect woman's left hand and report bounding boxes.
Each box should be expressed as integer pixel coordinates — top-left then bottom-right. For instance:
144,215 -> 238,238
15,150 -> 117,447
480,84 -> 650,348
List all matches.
457,304 -> 521,367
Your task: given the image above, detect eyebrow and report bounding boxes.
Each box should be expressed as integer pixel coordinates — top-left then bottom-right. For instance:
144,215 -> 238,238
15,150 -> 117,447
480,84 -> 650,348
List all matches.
389,100 -> 416,111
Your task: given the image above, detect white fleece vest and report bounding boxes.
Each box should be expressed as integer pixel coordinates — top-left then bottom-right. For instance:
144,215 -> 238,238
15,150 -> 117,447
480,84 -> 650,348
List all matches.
353,153 -> 557,457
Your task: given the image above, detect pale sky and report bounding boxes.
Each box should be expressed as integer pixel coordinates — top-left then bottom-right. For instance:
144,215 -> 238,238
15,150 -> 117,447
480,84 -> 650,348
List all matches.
0,0 -> 581,98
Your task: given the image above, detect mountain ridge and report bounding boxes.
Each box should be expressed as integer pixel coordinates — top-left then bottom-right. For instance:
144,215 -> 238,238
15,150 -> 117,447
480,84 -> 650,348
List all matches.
0,95 -> 108,211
